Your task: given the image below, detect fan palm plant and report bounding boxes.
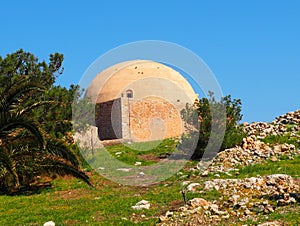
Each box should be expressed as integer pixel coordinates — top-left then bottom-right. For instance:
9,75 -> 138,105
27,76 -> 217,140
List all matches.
0,76 -> 89,192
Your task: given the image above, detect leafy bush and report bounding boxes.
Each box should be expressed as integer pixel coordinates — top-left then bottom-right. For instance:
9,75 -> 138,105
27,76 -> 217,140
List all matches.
181,92 -> 246,160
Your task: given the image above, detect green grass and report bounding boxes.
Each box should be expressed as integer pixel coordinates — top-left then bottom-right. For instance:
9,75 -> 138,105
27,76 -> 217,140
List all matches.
0,139 -> 196,225
204,154 -> 300,180
84,138 -> 179,167
261,132 -> 300,148
235,155 -> 300,178
0,171 -> 202,225
1,138 -> 299,225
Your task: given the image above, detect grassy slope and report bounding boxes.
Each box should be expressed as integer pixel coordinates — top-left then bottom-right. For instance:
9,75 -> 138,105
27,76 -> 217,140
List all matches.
1,139 -> 299,225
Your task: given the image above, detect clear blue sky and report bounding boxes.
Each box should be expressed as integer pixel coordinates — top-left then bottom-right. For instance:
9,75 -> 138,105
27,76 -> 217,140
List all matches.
1,1 -> 299,123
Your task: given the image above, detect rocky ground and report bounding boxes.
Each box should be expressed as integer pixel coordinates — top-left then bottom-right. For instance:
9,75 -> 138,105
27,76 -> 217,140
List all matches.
158,110 -> 300,226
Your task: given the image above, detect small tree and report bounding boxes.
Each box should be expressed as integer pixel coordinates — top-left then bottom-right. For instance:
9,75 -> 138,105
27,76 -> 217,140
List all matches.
181,92 -> 246,160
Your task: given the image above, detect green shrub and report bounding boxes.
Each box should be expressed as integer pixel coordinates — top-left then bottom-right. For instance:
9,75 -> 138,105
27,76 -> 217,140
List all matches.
181,92 -> 246,160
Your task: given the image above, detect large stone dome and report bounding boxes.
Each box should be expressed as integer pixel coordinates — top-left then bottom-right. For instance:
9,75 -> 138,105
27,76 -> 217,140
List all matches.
86,60 -> 196,104
85,60 -> 197,142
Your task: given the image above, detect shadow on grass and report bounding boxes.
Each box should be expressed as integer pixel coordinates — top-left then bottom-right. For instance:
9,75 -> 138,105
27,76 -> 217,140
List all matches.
0,182 -> 52,196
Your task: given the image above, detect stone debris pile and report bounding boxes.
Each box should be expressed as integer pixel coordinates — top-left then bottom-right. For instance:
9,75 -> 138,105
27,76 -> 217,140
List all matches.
198,136 -> 299,176
159,110 -> 300,225
243,122 -> 286,139
243,109 -> 300,138
159,174 -> 299,225
159,197 -> 229,225
273,110 -> 300,125
203,174 -> 299,210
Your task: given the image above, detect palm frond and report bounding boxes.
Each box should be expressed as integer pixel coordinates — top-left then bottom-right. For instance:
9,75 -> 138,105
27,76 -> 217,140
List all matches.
0,116 -> 44,148
37,157 -> 91,185
17,100 -> 57,116
44,136 -> 79,166
0,76 -> 45,113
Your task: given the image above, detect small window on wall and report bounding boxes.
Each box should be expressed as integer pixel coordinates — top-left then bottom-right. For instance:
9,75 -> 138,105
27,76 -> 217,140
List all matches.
126,89 -> 133,98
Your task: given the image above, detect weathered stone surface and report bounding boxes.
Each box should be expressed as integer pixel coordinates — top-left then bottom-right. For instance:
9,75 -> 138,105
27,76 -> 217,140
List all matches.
130,96 -> 182,141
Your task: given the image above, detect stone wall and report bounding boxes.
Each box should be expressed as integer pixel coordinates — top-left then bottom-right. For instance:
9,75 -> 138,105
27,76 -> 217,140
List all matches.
96,98 -> 122,140
95,95 -> 183,142
129,96 -> 183,141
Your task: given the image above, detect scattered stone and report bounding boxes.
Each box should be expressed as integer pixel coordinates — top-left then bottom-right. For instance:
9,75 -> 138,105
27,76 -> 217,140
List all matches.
201,170 -> 209,176
165,211 -> 173,217
138,172 -> 145,177
186,183 -> 200,192
243,110 -> 300,139
188,198 -> 210,209
116,168 -> 131,172
257,221 -> 282,226
264,205 -> 275,213
43,221 -> 55,226
159,215 -> 168,222
160,173 -> 299,225
131,200 -> 150,210
209,204 -> 222,215
178,206 -> 188,212
270,156 -> 278,162
277,197 -> 296,206
181,181 -> 190,186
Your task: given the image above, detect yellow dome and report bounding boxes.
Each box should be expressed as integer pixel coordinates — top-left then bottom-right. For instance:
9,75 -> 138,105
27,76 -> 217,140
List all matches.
85,60 -> 196,104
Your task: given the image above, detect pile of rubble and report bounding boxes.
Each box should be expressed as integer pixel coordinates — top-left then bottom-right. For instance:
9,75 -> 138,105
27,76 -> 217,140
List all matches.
243,110 -> 300,138
197,109 -> 300,176
159,174 -> 300,225
198,136 -> 299,176
273,110 -> 300,125
203,174 -> 299,210
243,122 -> 286,139
159,110 -> 300,225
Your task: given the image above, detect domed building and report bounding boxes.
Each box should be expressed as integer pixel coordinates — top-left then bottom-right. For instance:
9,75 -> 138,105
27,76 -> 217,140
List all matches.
85,60 -> 197,142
